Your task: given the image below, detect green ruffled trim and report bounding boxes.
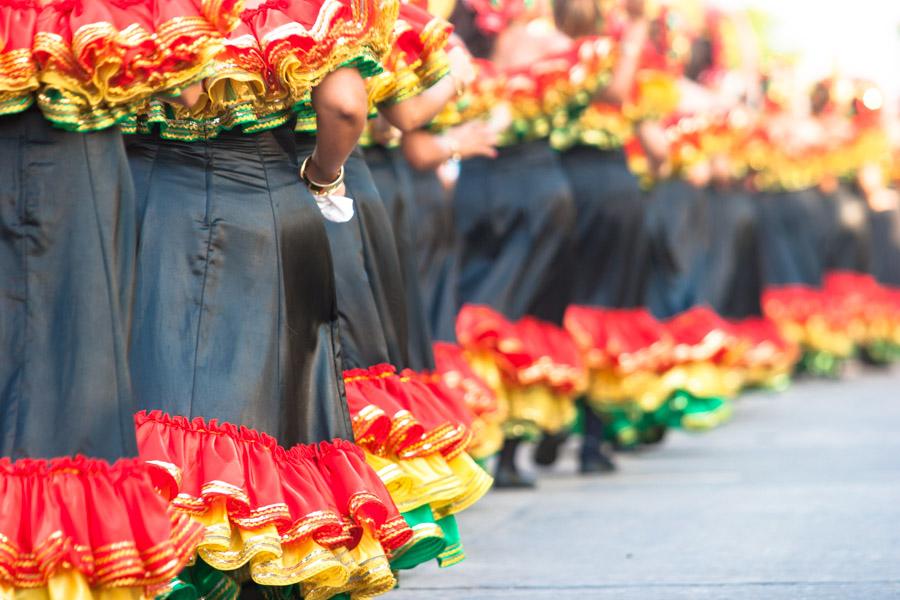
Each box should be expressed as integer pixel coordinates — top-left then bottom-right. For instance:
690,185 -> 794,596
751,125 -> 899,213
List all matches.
436,515 -> 465,568
798,348 -> 851,378
0,94 -> 35,117
390,505 -> 448,571
125,55 -> 382,141
154,560 -> 240,600
862,340 -> 900,364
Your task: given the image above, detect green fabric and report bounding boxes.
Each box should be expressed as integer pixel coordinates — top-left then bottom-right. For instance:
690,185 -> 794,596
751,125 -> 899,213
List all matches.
799,349 -> 849,378
154,560 -> 240,600
667,390 -> 732,432
436,514 -> 465,568
390,505 -> 448,571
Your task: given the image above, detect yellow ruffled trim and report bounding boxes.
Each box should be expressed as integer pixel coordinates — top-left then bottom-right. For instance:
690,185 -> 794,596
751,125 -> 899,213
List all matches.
503,385 -> 577,435
1,572 -> 142,600
184,500 -> 396,599
431,454 -> 493,519
366,452 -> 492,518
661,363 -> 744,401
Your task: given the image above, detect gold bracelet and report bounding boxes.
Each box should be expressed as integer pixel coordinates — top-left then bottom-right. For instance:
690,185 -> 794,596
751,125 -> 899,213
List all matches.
300,156 -> 345,196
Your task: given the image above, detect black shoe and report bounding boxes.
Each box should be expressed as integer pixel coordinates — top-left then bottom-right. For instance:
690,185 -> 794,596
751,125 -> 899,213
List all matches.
533,431 -> 570,466
493,438 -> 536,489
579,441 -> 616,474
493,465 -> 537,489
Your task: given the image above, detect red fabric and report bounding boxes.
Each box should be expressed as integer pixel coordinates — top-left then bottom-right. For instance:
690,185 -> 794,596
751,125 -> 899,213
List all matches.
31,0 -> 238,94
564,306 -> 671,372
510,317 -> 587,392
343,365 -> 471,459
665,306 -> 735,365
432,341 -> 499,418
134,411 -> 410,552
762,285 -> 852,330
0,455 -> 203,589
730,317 -> 799,368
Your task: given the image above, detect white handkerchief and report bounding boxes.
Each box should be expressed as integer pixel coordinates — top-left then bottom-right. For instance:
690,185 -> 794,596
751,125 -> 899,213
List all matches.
315,194 -> 355,222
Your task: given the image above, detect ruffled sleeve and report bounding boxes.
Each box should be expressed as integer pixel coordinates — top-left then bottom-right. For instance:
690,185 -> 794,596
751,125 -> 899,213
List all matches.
368,2 -> 453,107
0,2 -> 40,115
134,0 -> 399,139
21,0 -> 243,130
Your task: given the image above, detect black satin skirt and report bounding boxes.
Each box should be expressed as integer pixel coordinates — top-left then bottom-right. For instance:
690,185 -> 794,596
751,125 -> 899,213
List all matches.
409,166 -> 459,343
363,145 -> 435,369
125,125 -> 352,446
701,186 -> 763,318
0,107 -> 138,461
454,140 -> 576,324
868,204 -> 900,285
644,178 -> 709,318
820,184 -> 871,273
560,146 -> 651,308
755,188 -> 828,286
298,137 -> 401,370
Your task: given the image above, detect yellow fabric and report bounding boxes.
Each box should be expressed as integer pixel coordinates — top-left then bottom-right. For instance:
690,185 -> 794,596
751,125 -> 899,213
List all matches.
431,453 -> 493,519
366,451 -> 492,518
503,385 -> 577,435
1,572 -> 142,600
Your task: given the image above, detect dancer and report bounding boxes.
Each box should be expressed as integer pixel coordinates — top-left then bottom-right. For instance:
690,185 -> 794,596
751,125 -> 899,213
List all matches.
0,2 -> 242,597
124,2 -> 415,597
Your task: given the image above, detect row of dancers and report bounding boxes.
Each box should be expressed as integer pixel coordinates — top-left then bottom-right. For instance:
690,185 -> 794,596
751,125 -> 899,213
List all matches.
2,0 -> 900,598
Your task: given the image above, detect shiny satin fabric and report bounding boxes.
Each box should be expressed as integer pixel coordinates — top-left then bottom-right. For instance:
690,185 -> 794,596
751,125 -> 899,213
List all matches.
560,146 -> 652,309
408,165 -> 459,343
867,204 -> 900,286
0,107 -> 138,461
644,178 -> 709,318
364,145 -> 436,369
307,138 -> 395,370
755,188 -> 829,287
454,140 -> 576,324
702,186 -> 764,319
297,136 -> 413,371
125,125 -> 353,447
819,184 -> 871,273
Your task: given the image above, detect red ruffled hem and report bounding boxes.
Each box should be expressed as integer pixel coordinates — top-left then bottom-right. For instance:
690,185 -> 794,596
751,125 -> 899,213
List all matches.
344,365 -> 472,460
134,411 -> 411,553
664,306 -> 735,365
563,305 -> 673,374
0,455 -> 203,589
432,341 -> 499,418
457,306 -> 589,392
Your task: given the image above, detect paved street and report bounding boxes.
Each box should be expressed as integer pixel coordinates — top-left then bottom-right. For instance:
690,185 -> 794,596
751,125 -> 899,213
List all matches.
393,366 -> 900,599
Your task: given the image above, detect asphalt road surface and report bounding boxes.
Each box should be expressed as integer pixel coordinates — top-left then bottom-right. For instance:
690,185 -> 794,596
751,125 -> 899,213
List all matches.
391,365 -> 900,599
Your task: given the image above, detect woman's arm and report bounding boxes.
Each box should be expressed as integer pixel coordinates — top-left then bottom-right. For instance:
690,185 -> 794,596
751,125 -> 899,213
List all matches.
597,3 -> 649,104
379,46 -> 475,132
401,121 -> 497,171
308,67 -> 370,186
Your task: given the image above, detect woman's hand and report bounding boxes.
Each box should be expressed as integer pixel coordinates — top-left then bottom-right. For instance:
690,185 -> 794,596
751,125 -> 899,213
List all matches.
443,121 -> 498,160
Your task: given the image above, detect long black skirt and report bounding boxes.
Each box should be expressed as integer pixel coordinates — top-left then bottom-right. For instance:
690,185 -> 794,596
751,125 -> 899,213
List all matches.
644,178 -> 710,318
755,188 -> 828,287
364,145 -> 435,369
0,107 -> 138,461
304,138 -> 402,370
701,186 -> 763,318
868,204 -> 900,285
125,125 -> 352,446
409,165 -> 459,343
454,140 -> 576,324
819,184 -> 870,273
560,146 -> 651,308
